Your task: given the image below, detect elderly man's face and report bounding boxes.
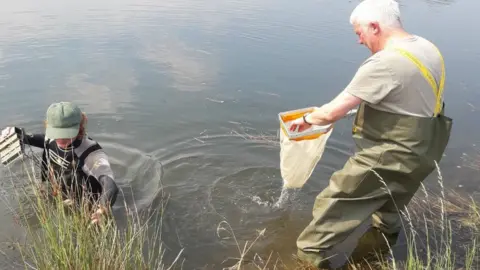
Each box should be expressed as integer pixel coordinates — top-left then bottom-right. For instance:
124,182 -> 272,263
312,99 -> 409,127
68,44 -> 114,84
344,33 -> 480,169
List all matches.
354,22 -> 382,54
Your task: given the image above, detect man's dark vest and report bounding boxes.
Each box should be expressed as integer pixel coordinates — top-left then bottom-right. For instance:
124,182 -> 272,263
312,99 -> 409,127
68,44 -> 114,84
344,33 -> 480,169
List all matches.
40,138 -> 103,201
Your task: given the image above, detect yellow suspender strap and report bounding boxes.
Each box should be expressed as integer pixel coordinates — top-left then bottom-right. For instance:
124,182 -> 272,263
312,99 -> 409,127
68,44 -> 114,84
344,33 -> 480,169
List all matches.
394,47 -> 445,116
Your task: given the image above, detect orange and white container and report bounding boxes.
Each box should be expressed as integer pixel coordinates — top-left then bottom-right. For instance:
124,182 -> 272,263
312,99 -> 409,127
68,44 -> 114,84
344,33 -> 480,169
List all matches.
278,107 -> 332,141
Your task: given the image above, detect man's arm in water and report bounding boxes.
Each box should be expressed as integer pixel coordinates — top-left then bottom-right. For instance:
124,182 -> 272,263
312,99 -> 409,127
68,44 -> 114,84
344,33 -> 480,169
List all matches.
83,150 -> 119,209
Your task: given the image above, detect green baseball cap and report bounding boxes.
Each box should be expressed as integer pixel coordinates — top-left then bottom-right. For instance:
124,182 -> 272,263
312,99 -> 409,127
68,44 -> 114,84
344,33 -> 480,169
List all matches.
45,102 -> 82,140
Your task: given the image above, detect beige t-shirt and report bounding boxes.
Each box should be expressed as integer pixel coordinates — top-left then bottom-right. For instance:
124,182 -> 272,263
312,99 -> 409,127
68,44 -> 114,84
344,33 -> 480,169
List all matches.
345,35 -> 444,117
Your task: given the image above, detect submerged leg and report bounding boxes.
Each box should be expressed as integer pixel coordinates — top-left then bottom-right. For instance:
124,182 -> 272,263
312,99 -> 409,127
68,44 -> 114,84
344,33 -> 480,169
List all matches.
296,150 -> 392,268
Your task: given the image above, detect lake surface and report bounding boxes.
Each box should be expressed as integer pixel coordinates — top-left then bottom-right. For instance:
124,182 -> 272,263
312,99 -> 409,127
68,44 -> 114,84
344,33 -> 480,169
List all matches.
1,0 -> 479,269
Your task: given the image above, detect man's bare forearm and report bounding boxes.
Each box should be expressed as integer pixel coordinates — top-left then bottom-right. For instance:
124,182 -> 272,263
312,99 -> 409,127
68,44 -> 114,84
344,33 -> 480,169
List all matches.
305,91 -> 362,125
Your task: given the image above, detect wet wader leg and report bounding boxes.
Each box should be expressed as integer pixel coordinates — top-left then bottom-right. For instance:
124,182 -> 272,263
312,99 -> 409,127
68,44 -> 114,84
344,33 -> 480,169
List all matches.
371,180 -> 420,236
347,171 -> 426,265
348,187 -> 420,263
296,149 -> 391,268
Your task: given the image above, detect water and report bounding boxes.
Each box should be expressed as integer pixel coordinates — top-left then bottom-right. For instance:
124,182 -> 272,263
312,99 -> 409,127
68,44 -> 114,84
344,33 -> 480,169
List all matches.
1,0 -> 479,268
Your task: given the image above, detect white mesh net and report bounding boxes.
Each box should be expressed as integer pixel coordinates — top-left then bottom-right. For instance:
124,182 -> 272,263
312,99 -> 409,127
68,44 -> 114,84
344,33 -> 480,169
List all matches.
279,125 -> 333,188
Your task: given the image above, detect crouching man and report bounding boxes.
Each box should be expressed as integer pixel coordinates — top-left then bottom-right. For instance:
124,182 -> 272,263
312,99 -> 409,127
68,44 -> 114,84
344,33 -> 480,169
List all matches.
1,101 -> 119,225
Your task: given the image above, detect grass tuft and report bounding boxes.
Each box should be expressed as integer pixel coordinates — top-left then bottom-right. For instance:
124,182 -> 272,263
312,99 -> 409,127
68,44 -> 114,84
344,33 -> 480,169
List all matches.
0,156 -> 182,270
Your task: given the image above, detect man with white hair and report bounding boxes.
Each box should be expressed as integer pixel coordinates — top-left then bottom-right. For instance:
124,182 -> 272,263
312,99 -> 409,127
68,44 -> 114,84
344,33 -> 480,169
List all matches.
289,0 -> 452,267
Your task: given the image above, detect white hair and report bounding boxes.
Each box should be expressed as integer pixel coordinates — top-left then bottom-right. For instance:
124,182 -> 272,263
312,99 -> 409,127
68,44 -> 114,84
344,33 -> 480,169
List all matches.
349,0 -> 402,29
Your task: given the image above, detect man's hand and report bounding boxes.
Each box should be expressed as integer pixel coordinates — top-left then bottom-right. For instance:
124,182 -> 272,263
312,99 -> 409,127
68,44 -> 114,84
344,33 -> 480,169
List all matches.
90,206 -> 107,225
63,199 -> 74,206
289,116 -> 312,133
0,127 -> 15,141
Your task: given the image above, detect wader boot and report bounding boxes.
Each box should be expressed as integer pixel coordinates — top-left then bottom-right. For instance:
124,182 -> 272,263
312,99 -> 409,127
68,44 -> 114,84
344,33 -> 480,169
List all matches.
296,101 -> 452,268
348,226 -> 399,263
296,249 -> 332,269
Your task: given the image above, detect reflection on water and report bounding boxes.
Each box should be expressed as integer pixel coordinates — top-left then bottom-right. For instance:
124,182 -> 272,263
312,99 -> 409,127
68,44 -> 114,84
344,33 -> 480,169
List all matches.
423,0 -> 456,6
139,36 -> 218,92
62,70 -> 137,116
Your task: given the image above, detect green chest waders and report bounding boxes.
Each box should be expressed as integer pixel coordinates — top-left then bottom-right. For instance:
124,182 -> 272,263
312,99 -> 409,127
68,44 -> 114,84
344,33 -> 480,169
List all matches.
296,47 -> 453,268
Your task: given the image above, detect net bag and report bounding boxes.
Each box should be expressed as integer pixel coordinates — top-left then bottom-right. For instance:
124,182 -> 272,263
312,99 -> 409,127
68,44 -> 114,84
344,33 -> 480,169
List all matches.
278,107 -> 333,189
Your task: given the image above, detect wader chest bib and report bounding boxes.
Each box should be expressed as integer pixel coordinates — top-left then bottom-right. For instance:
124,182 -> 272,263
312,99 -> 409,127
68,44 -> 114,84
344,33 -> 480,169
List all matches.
296,46 -> 453,267
42,139 -> 102,203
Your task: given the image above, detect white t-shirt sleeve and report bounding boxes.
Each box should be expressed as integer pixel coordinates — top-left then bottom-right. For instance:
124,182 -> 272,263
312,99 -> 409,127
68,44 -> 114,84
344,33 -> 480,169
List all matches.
82,150 -> 114,180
